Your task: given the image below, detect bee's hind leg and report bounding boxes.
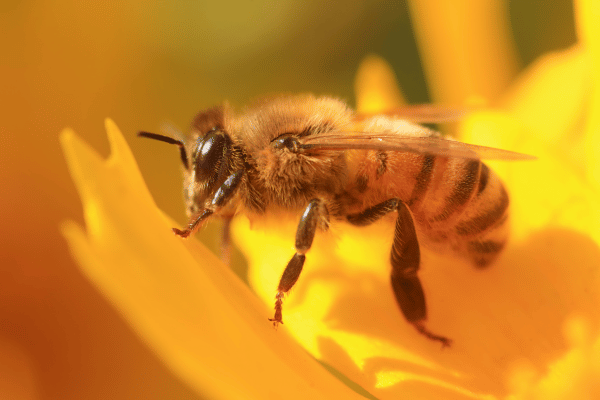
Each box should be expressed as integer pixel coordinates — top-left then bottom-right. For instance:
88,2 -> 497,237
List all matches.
390,200 -> 451,347
348,198 -> 451,347
270,199 -> 329,327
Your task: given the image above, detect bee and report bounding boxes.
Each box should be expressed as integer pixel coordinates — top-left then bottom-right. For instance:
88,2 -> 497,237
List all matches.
139,94 -> 533,346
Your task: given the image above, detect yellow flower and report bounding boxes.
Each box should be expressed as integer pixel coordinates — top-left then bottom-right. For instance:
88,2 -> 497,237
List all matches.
58,0 -> 600,399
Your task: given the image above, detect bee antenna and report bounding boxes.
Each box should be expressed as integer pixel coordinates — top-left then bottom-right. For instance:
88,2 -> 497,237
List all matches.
138,131 -> 189,169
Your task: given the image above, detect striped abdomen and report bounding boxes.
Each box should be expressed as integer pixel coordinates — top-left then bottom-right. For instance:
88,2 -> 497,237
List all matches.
346,150 -> 509,267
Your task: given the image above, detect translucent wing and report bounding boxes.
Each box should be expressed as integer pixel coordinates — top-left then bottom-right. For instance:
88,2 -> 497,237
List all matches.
301,132 -> 535,160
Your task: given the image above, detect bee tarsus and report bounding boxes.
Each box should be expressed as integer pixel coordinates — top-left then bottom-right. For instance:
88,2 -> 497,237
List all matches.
270,199 -> 329,324
269,293 -> 285,327
172,227 -> 191,238
414,322 -> 452,348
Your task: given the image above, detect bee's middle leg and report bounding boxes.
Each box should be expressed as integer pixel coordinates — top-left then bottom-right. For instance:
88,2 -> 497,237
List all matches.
270,199 -> 329,326
347,199 -> 451,347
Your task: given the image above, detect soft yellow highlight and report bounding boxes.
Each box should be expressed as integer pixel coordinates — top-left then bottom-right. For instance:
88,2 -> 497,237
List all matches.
506,317 -> 600,399
233,215 -> 497,399
576,0 -> 600,185
407,0 -> 518,104
374,371 -> 495,400
355,55 -> 405,113
460,44 -> 600,246
60,120 -> 366,400
502,45 -> 589,149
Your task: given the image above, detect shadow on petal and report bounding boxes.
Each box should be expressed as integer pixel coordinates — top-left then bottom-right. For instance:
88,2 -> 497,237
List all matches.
324,227 -> 600,397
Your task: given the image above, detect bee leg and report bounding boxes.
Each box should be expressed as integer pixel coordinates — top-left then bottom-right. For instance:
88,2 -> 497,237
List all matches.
391,201 -> 451,347
347,199 -> 451,347
270,199 -> 328,327
173,170 -> 244,238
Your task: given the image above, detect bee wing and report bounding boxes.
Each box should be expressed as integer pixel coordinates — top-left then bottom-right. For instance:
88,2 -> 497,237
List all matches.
301,132 -> 535,160
354,104 -> 471,123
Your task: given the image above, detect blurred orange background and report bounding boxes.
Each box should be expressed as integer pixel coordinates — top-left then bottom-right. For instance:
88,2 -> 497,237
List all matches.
0,1 -> 576,398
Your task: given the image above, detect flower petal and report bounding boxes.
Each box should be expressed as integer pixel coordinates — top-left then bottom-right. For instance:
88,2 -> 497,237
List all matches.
59,120 -> 367,399
460,44 -> 600,245
501,45 -> 589,151
407,0 -> 518,104
458,27 -> 600,398
354,54 -> 405,113
506,317 -> 600,399
575,0 -> 600,185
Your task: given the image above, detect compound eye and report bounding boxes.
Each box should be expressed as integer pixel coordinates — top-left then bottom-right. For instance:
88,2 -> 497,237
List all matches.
272,134 -> 300,152
194,130 -> 227,181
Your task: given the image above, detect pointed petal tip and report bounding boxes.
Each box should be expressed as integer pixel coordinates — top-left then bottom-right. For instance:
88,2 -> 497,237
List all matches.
104,118 -> 141,177
104,118 -> 122,151
58,127 -> 82,164
104,117 -> 125,161
59,127 -> 76,146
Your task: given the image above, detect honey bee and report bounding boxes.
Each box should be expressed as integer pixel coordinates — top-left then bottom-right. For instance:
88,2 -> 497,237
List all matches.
139,94 -> 533,346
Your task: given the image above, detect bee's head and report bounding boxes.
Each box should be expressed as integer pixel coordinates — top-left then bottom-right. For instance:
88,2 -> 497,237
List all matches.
139,105 -> 239,217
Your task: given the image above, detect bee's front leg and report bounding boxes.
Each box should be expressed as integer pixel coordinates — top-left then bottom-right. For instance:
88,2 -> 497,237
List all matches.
348,199 -> 451,347
174,170 -> 244,238
270,199 -> 329,326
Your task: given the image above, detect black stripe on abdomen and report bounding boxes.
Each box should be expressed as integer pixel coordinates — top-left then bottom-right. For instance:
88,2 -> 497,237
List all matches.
408,154 -> 435,207
477,163 -> 490,194
432,160 -> 481,222
455,185 -> 509,236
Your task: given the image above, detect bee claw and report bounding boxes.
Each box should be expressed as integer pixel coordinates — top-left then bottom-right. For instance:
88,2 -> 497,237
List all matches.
268,317 -> 283,329
413,322 -> 452,348
172,227 -> 191,238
